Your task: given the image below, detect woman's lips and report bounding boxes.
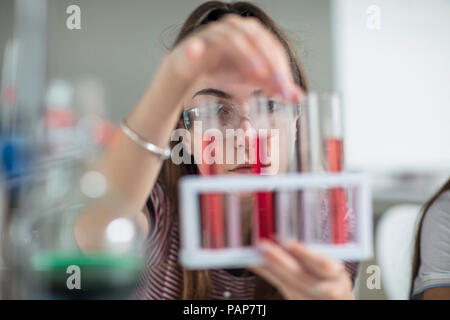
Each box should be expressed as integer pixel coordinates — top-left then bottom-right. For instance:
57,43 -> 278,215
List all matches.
228,163 -> 271,173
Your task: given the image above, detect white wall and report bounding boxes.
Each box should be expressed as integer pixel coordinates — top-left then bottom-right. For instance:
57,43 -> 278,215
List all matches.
333,0 -> 450,173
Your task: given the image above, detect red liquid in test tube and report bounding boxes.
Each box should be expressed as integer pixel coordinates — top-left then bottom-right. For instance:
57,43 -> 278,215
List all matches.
251,134 -> 275,241
226,193 -> 241,248
200,137 -> 225,249
326,137 -> 348,244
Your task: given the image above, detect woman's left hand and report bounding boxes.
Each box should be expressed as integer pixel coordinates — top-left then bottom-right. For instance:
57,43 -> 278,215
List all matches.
249,239 -> 354,300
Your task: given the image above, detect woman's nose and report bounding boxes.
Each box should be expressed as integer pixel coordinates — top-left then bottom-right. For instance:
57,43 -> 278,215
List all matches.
233,116 -> 256,150
239,116 -> 253,132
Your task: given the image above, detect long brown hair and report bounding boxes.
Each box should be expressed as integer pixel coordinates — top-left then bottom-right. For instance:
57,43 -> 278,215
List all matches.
159,1 -> 309,299
410,177 -> 450,298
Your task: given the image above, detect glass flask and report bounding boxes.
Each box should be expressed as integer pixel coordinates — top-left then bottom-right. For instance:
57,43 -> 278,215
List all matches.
8,151 -> 146,299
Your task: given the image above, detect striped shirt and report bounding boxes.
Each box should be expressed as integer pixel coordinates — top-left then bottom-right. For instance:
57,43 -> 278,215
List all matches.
134,181 -> 359,300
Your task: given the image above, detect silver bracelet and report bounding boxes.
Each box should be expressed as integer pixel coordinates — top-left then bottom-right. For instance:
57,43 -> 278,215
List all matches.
120,119 -> 171,160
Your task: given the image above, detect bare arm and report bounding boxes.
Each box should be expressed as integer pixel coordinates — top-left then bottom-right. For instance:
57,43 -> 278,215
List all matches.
74,58 -> 187,250
423,287 -> 450,300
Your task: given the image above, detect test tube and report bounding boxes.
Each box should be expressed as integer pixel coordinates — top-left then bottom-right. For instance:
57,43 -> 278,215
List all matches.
276,189 -> 296,240
274,99 -> 299,241
321,93 -> 348,244
198,98 -> 225,249
226,193 -> 241,248
251,133 -> 275,241
250,97 -> 275,242
296,93 -> 323,243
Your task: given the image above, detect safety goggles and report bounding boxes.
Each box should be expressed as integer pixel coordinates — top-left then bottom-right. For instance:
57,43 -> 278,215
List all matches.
182,98 -> 303,131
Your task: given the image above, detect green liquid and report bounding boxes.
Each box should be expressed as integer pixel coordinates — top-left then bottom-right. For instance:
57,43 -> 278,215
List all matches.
30,251 -> 144,300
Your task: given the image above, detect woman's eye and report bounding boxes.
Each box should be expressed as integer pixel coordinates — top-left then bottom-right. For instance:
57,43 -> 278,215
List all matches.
215,104 -> 224,114
267,100 -> 279,112
215,104 -> 232,115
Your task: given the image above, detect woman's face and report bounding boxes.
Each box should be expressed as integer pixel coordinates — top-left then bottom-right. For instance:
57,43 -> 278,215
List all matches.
180,74 -> 298,176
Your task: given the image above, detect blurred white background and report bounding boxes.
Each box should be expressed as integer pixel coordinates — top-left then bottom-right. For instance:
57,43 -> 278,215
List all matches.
334,0 -> 450,174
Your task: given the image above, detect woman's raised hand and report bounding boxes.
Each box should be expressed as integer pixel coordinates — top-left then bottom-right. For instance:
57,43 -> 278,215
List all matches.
164,14 -> 302,103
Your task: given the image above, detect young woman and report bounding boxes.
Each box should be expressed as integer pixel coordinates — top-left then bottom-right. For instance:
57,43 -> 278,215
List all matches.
411,178 -> 450,299
74,1 -> 358,299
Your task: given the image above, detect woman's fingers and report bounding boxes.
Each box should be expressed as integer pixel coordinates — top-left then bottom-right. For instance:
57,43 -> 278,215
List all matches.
174,16 -> 301,101
223,15 -> 302,101
200,20 -> 291,98
281,239 -> 346,280
184,23 -> 280,97
257,240 -> 320,292
198,22 -> 272,83
250,240 -> 354,300
251,264 -> 352,300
